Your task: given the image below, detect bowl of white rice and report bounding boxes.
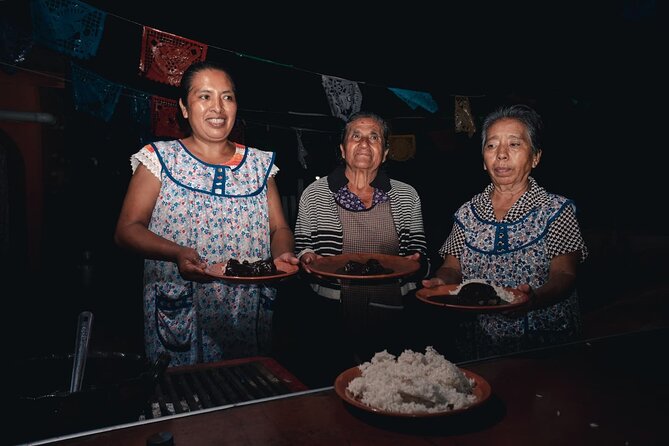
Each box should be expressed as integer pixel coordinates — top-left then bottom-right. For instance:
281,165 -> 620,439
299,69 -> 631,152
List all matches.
334,347 -> 491,417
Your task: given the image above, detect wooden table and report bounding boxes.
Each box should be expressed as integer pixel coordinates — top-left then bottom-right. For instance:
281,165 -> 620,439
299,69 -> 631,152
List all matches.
32,327 -> 668,446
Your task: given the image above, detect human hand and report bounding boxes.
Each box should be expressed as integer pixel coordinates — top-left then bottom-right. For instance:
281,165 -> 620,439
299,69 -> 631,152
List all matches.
500,284 -> 534,317
421,277 -> 445,289
299,252 -> 321,272
405,253 -> 421,262
176,247 -> 212,283
516,283 -> 536,309
275,251 -> 299,265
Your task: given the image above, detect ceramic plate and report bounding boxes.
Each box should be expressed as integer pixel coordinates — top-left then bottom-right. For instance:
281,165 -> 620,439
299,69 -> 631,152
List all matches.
334,366 -> 491,417
205,259 -> 298,283
415,284 -> 529,312
306,253 -> 420,281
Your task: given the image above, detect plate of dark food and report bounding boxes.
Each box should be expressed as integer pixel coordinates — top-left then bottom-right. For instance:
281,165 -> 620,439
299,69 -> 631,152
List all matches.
334,347 -> 491,417
307,253 -> 420,281
206,258 -> 298,283
415,280 -> 529,312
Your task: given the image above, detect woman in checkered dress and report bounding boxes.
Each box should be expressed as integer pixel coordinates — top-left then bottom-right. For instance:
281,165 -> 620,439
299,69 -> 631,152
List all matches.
423,104 -> 588,359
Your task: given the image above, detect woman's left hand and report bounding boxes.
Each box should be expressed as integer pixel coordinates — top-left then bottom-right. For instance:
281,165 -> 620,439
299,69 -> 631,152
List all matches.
421,277 -> 445,288
507,283 -> 536,314
517,283 -> 536,303
404,253 -> 420,262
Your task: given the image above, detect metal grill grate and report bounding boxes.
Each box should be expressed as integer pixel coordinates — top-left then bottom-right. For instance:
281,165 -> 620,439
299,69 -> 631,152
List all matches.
143,357 -> 307,419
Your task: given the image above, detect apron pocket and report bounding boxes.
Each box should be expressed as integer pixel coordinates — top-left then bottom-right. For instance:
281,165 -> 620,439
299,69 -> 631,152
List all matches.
155,282 -> 194,352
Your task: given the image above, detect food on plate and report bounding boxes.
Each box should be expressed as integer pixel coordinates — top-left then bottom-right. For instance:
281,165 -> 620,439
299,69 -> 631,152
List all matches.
346,347 -> 476,414
458,282 -> 498,300
336,258 -> 393,276
224,258 -> 278,277
455,282 -> 503,306
429,279 -> 516,306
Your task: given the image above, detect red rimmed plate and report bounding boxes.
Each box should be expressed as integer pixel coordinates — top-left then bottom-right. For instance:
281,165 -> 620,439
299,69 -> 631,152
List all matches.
415,284 -> 529,312
306,253 -> 420,281
334,366 -> 491,417
205,259 -> 299,283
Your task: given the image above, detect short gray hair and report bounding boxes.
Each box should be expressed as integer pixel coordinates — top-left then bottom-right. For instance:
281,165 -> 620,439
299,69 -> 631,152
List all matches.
480,104 -> 543,156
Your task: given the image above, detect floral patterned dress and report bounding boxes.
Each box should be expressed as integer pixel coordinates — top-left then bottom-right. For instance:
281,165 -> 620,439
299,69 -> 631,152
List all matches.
131,140 -> 277,366
439,177 -> 588,358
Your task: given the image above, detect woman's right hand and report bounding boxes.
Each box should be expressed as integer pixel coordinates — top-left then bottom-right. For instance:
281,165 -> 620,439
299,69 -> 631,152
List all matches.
422,257 -> 461,289
176,247 -> 212,282
299,252 -> 322,272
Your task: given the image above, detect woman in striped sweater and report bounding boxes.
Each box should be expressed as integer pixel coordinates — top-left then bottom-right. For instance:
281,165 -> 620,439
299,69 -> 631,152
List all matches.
294,111 -> 428,363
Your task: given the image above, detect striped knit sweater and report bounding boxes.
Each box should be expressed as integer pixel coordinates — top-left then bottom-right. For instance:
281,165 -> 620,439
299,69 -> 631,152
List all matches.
294,174 -> 429,299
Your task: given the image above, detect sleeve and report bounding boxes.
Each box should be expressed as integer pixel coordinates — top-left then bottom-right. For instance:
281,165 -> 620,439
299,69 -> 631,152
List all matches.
438,222 -> 465,259
269,164 -> 279,177
293,185 -> 316,258
547,202 -> 588,262
405,188 -> 430,278
130,144 -> 162,180
406,188 -> 428,257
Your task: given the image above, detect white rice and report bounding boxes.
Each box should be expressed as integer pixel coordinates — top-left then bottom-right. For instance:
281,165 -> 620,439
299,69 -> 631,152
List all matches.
346,347 -> 476,414
449,279 -> 516,303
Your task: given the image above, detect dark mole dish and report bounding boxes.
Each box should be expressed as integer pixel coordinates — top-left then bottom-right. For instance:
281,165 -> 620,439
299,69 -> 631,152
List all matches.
432,282 -> 503,306
225,258 -> 278,277
336,258 -> 393,275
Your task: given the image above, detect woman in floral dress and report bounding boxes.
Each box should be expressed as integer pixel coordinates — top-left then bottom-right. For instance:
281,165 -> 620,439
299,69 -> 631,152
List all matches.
115,61 -> 298,366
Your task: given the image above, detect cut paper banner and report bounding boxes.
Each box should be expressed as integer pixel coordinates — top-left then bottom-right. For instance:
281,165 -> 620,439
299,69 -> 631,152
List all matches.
1,14 -> 34,68
454,95 -> 476,137
321,75 -> 362,121
139,26 -> 208,86
31,0 -> 106,59
70,62 -> 121,121
296,129 -> 308,169
127,89 -> 153,143
388,87 -> 438,113
150,95 -> 186,138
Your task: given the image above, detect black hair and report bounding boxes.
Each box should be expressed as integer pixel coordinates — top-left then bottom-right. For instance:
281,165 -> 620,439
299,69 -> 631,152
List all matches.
178,60 -> 236,107
177,60 -> 236,135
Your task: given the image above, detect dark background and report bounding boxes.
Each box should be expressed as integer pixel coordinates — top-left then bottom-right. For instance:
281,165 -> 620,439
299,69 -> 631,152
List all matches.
2,0 -> 664,384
